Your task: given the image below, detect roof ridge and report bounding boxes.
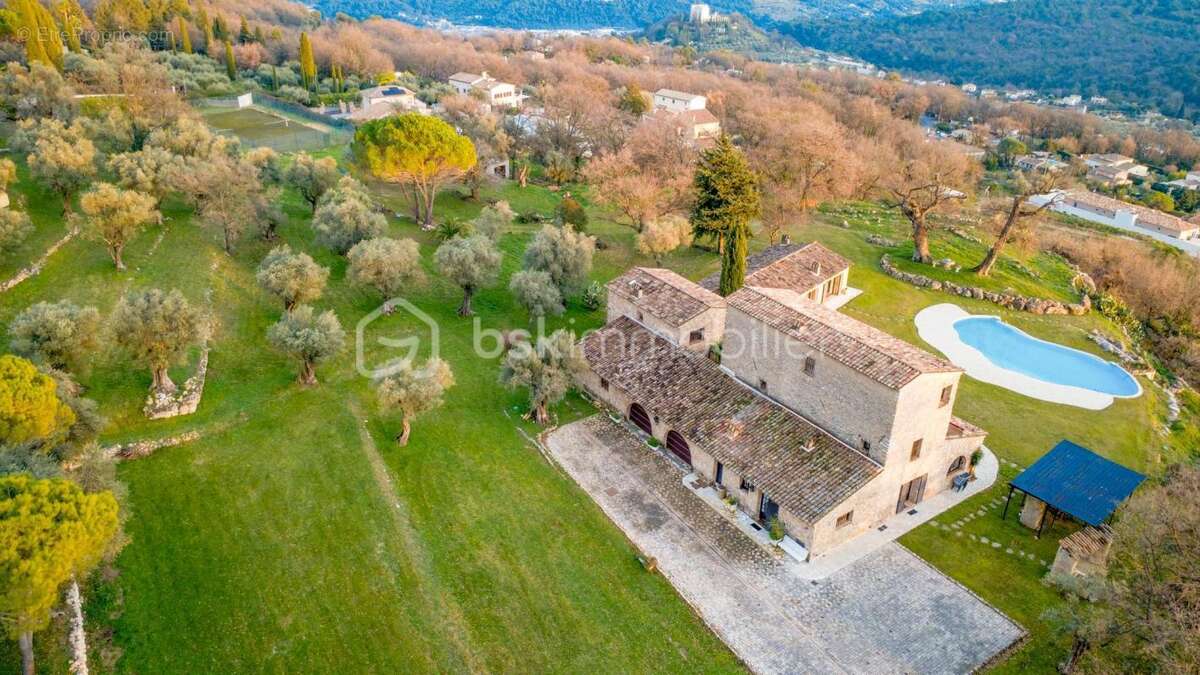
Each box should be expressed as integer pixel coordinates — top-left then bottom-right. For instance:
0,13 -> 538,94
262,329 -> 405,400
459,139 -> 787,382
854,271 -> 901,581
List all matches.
738,286 -> 958,383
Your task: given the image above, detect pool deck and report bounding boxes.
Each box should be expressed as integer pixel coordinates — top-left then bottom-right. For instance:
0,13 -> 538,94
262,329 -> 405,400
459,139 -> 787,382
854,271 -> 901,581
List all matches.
914,303 -> 1137,410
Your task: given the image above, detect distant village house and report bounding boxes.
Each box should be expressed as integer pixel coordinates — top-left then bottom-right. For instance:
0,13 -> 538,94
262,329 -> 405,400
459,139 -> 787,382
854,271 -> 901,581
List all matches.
1031,189 -> 1199,241
448,71 -> 519,108
1081,153 -> 1149,186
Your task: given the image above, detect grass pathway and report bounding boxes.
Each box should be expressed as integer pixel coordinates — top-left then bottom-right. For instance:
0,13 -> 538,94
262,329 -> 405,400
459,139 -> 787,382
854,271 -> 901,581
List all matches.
349,402 -> 488,672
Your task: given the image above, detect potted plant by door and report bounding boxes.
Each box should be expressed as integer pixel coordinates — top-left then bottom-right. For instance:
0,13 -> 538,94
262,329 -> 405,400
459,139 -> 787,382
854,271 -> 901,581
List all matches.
969,448 -> 984,480
768,516 -> 785,543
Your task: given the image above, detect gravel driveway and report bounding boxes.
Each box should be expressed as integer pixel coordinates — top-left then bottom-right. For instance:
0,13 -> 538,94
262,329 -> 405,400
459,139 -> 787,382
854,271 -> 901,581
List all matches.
546,416 -> 1024,675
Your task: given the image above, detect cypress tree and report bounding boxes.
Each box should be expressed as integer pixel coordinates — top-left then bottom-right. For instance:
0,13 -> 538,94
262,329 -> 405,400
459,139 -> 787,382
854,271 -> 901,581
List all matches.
196,3 -> 213,54
224,40 -> 236,80
238,15 -> 251,43
15,0 -> 49,67
299,31 -> 316,91
177,15 -> 192,54
56,0 -> 83,53
690,134 -> 760,296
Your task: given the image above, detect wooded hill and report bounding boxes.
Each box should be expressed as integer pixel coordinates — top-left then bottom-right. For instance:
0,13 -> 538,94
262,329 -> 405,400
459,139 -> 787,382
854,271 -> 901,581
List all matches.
785,0 -> 1200,121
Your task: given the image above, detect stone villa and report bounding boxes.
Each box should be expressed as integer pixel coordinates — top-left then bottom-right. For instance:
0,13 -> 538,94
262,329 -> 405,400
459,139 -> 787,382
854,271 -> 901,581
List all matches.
578,242 -> 987,558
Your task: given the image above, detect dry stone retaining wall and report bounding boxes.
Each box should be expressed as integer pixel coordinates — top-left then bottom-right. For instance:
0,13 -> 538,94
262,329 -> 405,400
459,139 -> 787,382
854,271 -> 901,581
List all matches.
0,227 -> 77,293
143,349 -> 209,419
880,254 -> 1091,316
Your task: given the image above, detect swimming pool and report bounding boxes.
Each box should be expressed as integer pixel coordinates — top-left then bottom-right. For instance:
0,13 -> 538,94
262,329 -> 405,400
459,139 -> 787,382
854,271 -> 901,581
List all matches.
953,316 -> 1140,397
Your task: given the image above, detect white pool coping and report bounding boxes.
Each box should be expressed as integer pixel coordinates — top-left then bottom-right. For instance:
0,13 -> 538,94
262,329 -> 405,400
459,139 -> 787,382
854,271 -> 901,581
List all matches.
914,304 -> 1141,411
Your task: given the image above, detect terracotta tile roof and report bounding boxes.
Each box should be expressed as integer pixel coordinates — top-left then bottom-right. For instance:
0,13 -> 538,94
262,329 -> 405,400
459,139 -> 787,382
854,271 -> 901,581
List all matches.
607,267 -> 724,327
677,108 -> 719,126
948,416 -> 987,439
700,242 -> 850,295
728,286 -> 960,389
581,316 -> 879,521
1060,190 -> 1194,235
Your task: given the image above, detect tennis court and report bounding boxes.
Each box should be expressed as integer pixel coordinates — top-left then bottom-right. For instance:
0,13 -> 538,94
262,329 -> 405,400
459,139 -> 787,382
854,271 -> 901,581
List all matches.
201,106 -> 335,151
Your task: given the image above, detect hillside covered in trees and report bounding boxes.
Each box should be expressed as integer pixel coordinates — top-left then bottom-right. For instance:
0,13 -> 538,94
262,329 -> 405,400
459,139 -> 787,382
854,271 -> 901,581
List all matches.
311,0 -> 985,29
786,0 -> 1200,120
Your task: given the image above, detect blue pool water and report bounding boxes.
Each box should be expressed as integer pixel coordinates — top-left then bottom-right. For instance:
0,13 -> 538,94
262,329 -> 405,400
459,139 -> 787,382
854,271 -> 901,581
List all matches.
954,316 -> 1140,397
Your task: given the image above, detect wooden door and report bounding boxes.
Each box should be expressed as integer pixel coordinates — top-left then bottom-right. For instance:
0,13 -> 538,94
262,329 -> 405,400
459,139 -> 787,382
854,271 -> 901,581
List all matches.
629,403 -> 652,435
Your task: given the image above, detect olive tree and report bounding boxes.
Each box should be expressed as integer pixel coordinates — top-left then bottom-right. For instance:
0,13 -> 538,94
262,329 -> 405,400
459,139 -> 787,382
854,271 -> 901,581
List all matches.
312,176 -> 386,254
434,234 -> 502,317
374,357 -> 454,446
523,224 -> 595,296
347,237 -> 425,297
499,329 -> 584,425
509,270 -> 564,318
27,121 -> 96,214
107,147 -> 178,216
636,214 -> 693,264
145,116 -> 237,161
266,305 -> 344,385
472,202 -> 514,241
0,210 -> 33,253
255,245 -> 329,310
110,288 -> 207,394
78,183 -> 159,270
8,300 -> 101,372
171,156 -> 261,254
285,152 -> 340,213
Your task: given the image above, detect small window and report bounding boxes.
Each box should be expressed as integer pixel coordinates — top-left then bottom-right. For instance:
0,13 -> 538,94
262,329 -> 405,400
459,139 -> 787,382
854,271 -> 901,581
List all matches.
910,439 -> 923,461
940,385 -> 953,407
600,377 -> 609,391
836,511 -> 854,528
804,356 -> 816,376
740,478 -> 755,492
861,439 -> 871,453
689,328 -> 705,344
758,379 -> 768,392
637,311 -> 644,322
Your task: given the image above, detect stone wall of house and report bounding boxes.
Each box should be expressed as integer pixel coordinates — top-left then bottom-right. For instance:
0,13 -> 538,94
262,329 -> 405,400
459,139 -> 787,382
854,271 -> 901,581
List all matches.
879,255 -> 1091,316
144,349 -> 208,419
721,305 -> 900,462
607,292 -> 725,352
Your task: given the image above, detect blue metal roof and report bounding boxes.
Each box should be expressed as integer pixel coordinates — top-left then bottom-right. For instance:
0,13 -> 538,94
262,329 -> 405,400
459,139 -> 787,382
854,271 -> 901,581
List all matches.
1011,440 -> 1144,526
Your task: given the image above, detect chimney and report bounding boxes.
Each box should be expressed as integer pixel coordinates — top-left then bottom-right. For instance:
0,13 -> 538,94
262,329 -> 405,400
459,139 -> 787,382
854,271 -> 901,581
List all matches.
481,70 -> 489,79
811,261 -> 821,275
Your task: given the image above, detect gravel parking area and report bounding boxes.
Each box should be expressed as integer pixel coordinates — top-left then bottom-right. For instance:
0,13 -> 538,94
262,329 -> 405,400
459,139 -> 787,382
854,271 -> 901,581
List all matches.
546,416 -> 1024,675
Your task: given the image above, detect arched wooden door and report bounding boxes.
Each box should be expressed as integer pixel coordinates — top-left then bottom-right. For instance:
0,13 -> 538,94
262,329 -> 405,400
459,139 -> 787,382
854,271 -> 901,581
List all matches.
628,403 -> 652,434
665,430 -> 692,465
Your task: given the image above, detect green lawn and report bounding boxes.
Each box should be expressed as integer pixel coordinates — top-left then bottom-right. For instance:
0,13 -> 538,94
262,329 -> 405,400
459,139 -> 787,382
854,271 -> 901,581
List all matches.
0,145 -> 1190,672
0,161 -> 742,673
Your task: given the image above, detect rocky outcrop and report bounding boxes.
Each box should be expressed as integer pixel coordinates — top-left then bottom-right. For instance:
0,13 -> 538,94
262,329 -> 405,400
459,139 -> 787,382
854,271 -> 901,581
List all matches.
865,234 -> 898,247
880,255 -> 1091,316
143,349 -> 208,419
